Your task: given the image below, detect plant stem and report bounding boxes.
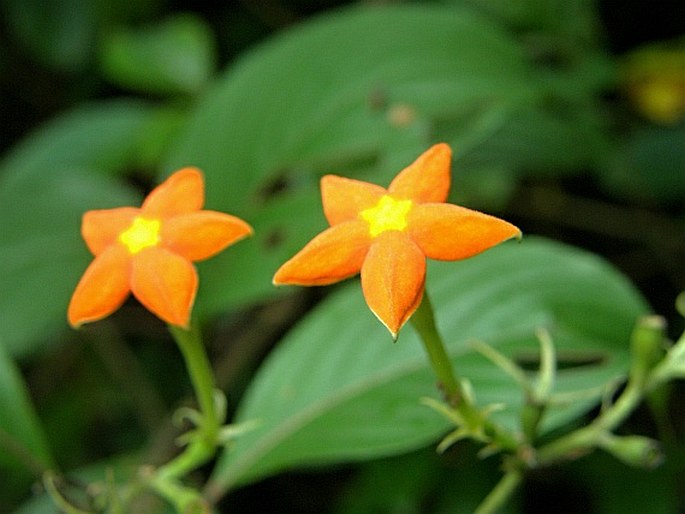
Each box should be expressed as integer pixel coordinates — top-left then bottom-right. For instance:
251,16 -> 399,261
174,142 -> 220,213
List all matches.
43,471 -> 94,514
147,470 -> 210,514
149,323 -> 222,511
536,378 -> 643,465
169,323 -> 220,442
410,293 -> 462,405
474,469 -> 523,514
410,294 -> 518,451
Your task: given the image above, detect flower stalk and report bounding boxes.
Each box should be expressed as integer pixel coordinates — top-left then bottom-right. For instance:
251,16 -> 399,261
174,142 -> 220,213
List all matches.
411,294 -> 518,452
146,323 -> 223,512
474,468 -> 523,514
410,293 -> 461,405
160,325 -> 221,479
169,323 -> 221,442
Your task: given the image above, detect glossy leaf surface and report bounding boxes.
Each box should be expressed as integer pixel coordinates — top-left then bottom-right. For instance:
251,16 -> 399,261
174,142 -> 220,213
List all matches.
208,238 -> 648,494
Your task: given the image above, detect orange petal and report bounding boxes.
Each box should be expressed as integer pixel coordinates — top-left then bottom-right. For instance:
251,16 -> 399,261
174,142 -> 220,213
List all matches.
162,211 -> 253,262
68,245 -> 131,327
361,231 -> 426,338
142,167 -> 204,218
82,207 -> 139,256
388,143 -> 451,203
130,248 -> 198,328
273,221 -> 371,286
321,175 -> 386,226
408,203 -> 521,261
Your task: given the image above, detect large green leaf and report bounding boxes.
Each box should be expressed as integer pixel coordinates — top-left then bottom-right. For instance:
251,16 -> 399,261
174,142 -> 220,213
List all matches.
195,192 -> 326,315
605,124 -> 685,203
207,238 -> 648,496
563,451 -> 679,514
0,100 -> 157,182
0,170 -> 139,357
333,447 -> 514,514
0,101 -> 168,357
0,0 -> 97,71
162,4 -> 535,318
0,337 -> 53,474
99,13 -> 216,96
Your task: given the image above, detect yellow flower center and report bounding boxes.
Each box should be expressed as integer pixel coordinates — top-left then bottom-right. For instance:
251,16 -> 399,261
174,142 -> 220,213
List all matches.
119,217 -> 161,254
361,195 -> 413,238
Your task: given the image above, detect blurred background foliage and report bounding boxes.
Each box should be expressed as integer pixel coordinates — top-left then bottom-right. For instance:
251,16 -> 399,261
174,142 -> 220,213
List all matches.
0,0 -> 684,512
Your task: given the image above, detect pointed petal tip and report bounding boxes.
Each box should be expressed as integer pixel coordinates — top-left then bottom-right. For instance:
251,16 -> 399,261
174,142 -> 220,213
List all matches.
272,262 -> 294,286
170,166 -> 204,182
361,232 -> 425,344
375,313 -> 404,342
240,222 -> 255,241
272,267 -> 298,287
67,316 -> 84,330
66,310 -> 104,330
67,296 -> 121,329
431,142 -> 452,156
503,226 -> 523,244
389,143 -> 453,203
162,211 -> 254,262
143,166 -> 205,217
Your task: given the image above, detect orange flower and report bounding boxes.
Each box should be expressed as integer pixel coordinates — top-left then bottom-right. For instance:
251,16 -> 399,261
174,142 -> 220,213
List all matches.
273,143 -> 521,338
68,168 -> 252,329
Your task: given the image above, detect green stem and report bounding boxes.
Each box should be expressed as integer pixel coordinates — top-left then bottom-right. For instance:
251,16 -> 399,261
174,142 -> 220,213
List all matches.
147,471 -> 210,514
155,437 -> 215,481
169,324 -> 220,441
536,378 -> 643,465
410,294 -> 518,451
410,294 -> 461,405
474,469 -> 523,514
43,471 -> 94,514
150,322 -> 222,508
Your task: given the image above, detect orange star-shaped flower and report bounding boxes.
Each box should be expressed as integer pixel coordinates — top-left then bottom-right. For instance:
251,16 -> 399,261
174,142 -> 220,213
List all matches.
273,143 -> 521,338
68,168 -> 253,329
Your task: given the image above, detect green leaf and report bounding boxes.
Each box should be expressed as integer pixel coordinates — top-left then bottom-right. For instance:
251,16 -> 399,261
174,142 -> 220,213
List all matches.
0,100 -> 158,181
333,447 -> 514,514
207,238 -> 648,495
605,124 -> 685,203
0,337 -> 53,474
1,0 -> 97,71
0,169 -> 139,357
0,100 -> 167,356
196,192 -> 326,316
558,451 -> 679,514
99,13 -> 216,96
163,4 -> 535,317
454,100 -> 612,179
444,0 -> 603,42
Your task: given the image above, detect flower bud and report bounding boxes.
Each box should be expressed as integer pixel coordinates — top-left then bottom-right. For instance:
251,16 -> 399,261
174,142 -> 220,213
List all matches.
629,315 -> 666,384
598,433 -> 663,469
676,292 -> 685,318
